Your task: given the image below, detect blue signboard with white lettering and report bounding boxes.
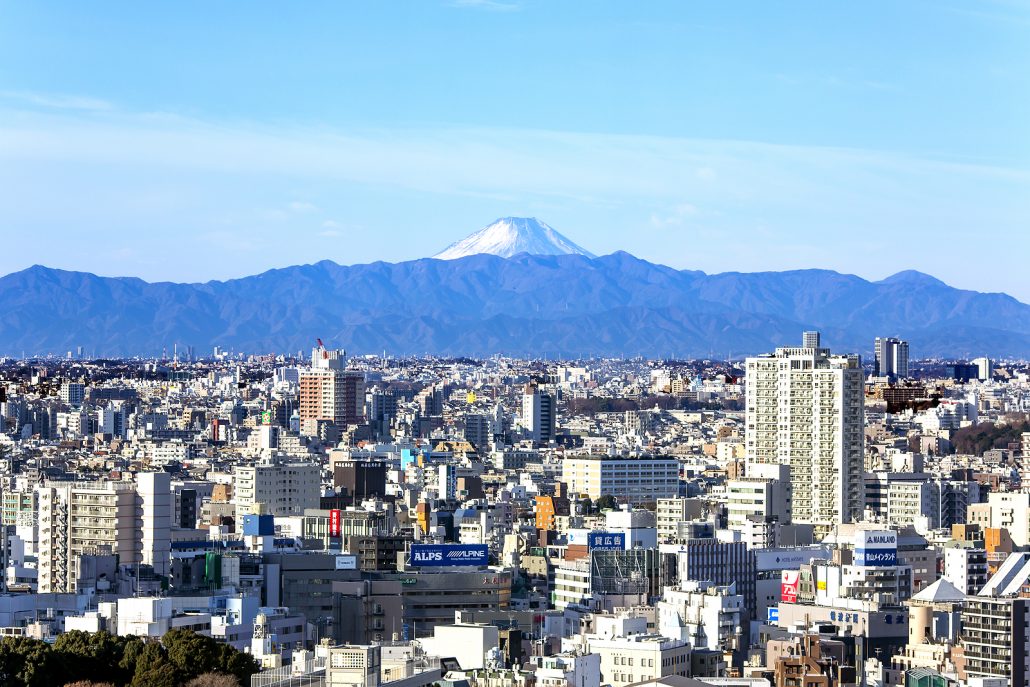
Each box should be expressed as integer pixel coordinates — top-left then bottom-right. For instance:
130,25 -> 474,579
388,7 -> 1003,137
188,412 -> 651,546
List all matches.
767,607 -> 779,623
410,544 -> 489,567
855,549 -> 898,566
588,532 -> 626,550
854,530 -> 898,567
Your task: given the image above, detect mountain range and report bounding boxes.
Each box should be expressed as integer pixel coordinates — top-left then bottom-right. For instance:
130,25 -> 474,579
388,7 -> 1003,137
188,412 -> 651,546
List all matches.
2,237 -> 1029,359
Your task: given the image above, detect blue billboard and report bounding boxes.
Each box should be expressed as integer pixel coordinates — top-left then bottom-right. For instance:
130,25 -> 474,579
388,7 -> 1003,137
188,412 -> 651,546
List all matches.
588,532 -> 626,550
242,514 -> 274,536
410,544 -> 489,567
854,530 -> 898,567
855,549 -> 897,566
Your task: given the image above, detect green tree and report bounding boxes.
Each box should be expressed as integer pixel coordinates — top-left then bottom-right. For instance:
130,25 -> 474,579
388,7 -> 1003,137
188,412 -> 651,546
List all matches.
0,636 -> 60,687
162,629 -> 220,680
130,642 -> 176,687
119,638 -> 147,678
218,645 -> 260,685
54,630 -> 131,686
596,494 -> 618,511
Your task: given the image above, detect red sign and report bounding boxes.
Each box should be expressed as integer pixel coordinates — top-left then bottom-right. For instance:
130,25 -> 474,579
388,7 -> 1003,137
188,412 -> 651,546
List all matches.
781,570 -> 799,603
329,509 -> 342,537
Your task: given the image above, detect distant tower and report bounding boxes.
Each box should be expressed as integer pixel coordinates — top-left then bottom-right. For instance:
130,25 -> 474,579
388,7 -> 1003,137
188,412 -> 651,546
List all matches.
522,384 -> 556,444
874,337 -> 910,380
802,331 -> 821,349
298,344 -> 365,434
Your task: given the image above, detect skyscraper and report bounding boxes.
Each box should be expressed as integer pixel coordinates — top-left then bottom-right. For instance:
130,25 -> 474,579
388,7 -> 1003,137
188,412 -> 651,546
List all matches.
522,383 -> 556,444
745,332 -> 864,534
874,337 -> 910,380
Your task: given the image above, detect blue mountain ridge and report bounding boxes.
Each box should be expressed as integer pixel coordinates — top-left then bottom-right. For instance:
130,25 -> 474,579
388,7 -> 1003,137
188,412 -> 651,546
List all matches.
1,253 -> 1028,358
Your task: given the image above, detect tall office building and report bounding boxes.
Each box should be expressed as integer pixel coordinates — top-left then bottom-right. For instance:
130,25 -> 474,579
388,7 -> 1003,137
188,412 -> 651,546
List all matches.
299,346 -> 365,431
874,337 -> 910,380
745,332 -> 865,533
522,383 -> 556,444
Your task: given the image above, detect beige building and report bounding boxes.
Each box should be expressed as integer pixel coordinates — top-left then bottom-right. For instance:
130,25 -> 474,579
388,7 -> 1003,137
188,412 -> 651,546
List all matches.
576,615 -> 696,687
745,332 -> 864,533
561,455 -> 680,505
234,457 -> 321,522
36,475 -> 171,593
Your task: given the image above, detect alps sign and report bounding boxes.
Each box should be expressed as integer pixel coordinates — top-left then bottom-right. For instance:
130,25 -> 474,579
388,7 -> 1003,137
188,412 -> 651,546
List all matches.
410,544 -> 489,567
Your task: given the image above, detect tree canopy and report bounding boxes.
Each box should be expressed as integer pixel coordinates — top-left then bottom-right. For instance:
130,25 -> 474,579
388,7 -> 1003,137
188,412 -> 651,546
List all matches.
0,629 -> 260,687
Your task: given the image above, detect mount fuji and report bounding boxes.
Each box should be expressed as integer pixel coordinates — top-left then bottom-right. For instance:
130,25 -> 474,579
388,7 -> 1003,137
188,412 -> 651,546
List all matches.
3,216 -> 1030,357
433,217 -> 595,260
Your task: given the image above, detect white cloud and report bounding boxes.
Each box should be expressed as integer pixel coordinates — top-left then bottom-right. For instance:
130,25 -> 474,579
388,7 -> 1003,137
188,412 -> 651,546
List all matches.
650,203 -> 699,228
289,201 -> 317,213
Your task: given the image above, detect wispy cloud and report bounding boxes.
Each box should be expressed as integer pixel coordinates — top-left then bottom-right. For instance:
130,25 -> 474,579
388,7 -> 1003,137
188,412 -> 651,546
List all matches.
650,203 -> 699,228
0,90 -> 113,111
319,220 -> 343,238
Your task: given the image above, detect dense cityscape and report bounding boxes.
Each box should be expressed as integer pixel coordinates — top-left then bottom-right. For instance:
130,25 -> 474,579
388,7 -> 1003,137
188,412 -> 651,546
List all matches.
0,332 -> 1027,686
4,2 -> 1027,686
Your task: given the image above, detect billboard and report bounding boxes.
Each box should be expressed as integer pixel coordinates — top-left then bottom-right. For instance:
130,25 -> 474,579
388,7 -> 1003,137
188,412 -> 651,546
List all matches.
753,546 -> 831,571
767,607 -> 779,623
781,570 -> 799,603
328,509 -> 342,538
335,554 -> 358,570
410,544 -> 489,567
854,530 -> 898,567
588,532 -> 626,550
242,513 -> 274,536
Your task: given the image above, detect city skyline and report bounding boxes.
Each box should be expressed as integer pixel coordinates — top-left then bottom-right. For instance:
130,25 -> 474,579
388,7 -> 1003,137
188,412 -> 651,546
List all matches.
2,2 -> 1029,298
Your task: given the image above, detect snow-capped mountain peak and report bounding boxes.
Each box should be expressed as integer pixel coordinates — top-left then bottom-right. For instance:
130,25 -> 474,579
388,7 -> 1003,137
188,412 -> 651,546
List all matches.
433,217 -> 595,260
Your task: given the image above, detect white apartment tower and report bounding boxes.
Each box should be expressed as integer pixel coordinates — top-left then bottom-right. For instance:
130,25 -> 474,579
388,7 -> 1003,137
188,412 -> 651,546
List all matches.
745,332 -> 864,533
522,383 -> 556,444
36,475 -> 172,593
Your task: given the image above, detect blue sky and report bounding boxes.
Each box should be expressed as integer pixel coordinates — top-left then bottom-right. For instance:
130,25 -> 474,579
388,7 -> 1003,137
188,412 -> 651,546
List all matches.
1,1 -> 1028,298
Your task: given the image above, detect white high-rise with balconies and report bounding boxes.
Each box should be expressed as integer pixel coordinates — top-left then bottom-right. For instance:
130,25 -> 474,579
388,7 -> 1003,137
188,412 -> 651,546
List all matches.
745,332 -> 864,534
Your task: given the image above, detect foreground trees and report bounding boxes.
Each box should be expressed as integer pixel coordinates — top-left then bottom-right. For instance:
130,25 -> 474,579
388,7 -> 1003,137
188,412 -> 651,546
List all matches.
0,629 -> 260,687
